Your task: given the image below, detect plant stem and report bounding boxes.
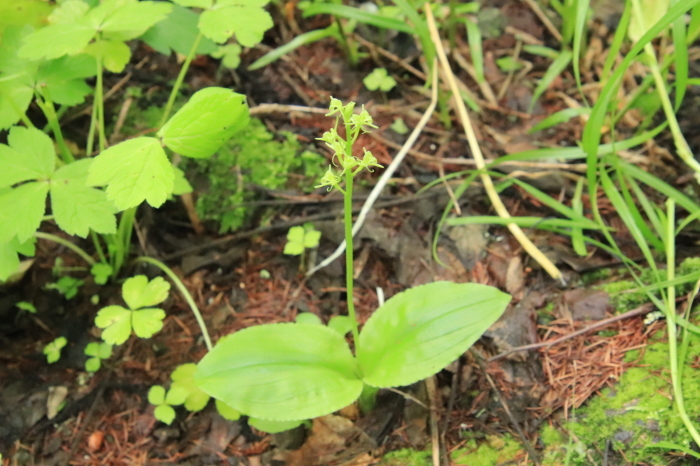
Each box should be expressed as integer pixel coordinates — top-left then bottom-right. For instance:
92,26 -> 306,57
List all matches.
132,256 -> 212,351
664,199 -> 700,446
95,53 -> 106,152
34,232 -> 95,266
112,207 -> 136,277
159,32 -> 203,128
91,230 -> 107,264
38,87 -> 74,164
343,168 -> 360,347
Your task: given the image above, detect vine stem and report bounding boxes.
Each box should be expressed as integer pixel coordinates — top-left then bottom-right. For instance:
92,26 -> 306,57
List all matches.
132,256 -> 212,351
664,199 -> 700,446
34,232 -> 95,266
159,32 -> 203,128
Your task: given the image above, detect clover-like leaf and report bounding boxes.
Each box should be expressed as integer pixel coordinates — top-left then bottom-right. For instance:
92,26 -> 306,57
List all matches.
132,308 -> 166,339
284,226 -> 305,256
357,282 -> 511,387
50,159 -> 117,238
195,323 -> 363,421
95,305 -> 132,345
154,405 -> 176,424
148,385 -> 166,405
158,87 -> 250,159
171,363 -> 211,412
96,1 -> 172,35
141,4 -> 218,56
211,43 -> 242,69
149,384 -> 187,425
84,341 -> 113,372
215,399 -> 241,421
198,0 -> 273,46
91,263 -> 113,285
18,23 -> 95,60
44,336 -> 67,364
363,68 -> 396,92
87,137 -> 174,210
122,275 -> 170,310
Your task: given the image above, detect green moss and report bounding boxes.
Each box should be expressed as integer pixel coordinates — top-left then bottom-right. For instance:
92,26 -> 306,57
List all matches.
378,448 -> 430,466
451,434 -> 524,466
567,332 -> 700,465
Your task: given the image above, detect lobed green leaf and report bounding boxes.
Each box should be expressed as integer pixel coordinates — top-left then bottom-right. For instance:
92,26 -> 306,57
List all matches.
122,275 -> 170,310
198,0 -> 273,46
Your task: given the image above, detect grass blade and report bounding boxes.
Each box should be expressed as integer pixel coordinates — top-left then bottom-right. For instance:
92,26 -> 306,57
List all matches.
302,4 -> 413,33
571,177 -> 588,256
528,50 -> 572,113
248,26 -> 338,70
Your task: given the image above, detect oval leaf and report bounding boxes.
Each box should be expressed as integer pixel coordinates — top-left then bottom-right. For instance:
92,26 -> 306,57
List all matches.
357,282 -> 511,387
158,87 -> 250,159
195,323 -> 363,421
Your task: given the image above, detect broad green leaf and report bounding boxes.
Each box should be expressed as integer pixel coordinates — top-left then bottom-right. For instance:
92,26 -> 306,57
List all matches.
95,305 -> 132,345
37,54 -> 96,106
357,282 -> 511,387
284,241 -> 304,255
141,4 -> 218,56
249,417 -> 304,434
91,262 -> 113,285
0,0 -> 54,34
48,0 -> 89,24
629,0 -> 670,42
84,40 -> 130,73
87,137 -> 174,210
0,183 -> 49,243
0,127 -> 55,187
149,385 -> 166,405
98,1 -> 172,34
287,226 -> 304,243
215,399 -> 241,420
158,87 -> 250,158
328,315 -> 353,337
171,363 -> 211,412
18,23 -> 95,60
0,26 -> 38,74
172,166 -> 193,195
154,404 -> 176,424
295,312 -> 322,325
195,323 -> 363,421
0,27 -> 38,129
122,275 -> 170,310
198,0 -> 273,46
50,159 -> 117,237
0,80 -> 33,130
131,308 -> 166,338
173,0 -> 213,7
211,43 -> 242,69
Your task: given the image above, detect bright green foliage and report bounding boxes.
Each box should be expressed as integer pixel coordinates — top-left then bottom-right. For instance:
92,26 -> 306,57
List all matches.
91,263 -> 113,285
295,312 -> 323,325
141,4 -> 217,56
0,237 -> 35,283
185,117 -> 325,233
363,68 -> 397,92
16,301 -> 37,314
0,126 -> 116,246
87,137 -> 173,210
196,323 -> 365,421
0,0 -> 53,35
215,399 -> 241,420
195,281 -> 509,422
46,276 -> 84,299
148,385 -> 188,425
628,0 -> 670,42
158,87 -> 250,159
327,315 -> 353,337
451,434 -> 524,466
94,275 -> 169,345
44,336 -> 67,364
84,342 -> 113,372
84,39 -> 130,73
210,44 -> 243,69
198,0 -> 273,47
170,363 -> 211,412
284,224 -> 321,255
390,118 -> 409,135
248,417 -> 305,434
17,0 -> 172,65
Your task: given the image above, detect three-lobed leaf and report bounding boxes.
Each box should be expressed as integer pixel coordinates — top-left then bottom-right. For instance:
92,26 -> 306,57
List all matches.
158,87 -> 250,158
87,137 -> 174,210
357,282 -> 511,387
195,323 -> 364,421
171,363 -> 211,412
122,275 -> 170,309
198,0 -> 273,46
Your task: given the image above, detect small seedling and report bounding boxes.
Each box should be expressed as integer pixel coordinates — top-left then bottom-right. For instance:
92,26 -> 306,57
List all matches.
284,224 -> 321,256
84,342 -> 113,372
363,67 -> 397,92
170,363 -> 211,412
390,118 -> 409,135
44,336 -> 67,364
91,263 -> 113,285
16,301 -> 36,314
94,275 -> 170,345
46,276 -> 84,299
148,385 -> 188,425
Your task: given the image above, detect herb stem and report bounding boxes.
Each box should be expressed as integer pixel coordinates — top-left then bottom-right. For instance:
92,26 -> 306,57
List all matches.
344,167 -> 360,348
38,87 -> 74,164
159,32 -> 203,128
95,52 -> 106,152
132,256 -> 213,351
34,232 -> 95,266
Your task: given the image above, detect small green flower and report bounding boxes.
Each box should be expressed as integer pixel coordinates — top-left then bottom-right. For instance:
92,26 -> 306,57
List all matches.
350,107 -> 377,133
360,149 -> 383,172
316,167 -> 342,192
